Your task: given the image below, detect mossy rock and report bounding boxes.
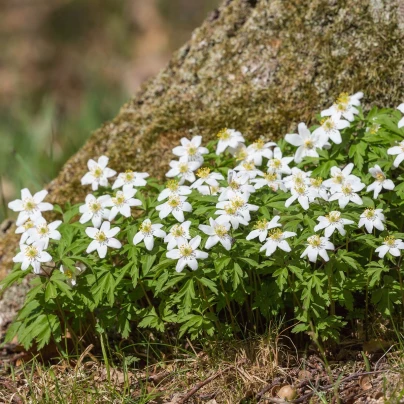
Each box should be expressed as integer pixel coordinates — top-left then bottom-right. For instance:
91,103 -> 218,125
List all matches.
1,0 -> 404,277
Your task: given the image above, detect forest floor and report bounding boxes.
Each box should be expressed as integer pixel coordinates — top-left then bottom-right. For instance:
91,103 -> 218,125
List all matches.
1,334 -> 403,403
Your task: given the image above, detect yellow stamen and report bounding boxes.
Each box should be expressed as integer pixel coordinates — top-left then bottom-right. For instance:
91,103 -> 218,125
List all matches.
95,231 -> 107,243
171,225 -> 184,237
215,225 -> 228,238
364,209 -> 375,219
25,246 -> 38,260
179,244 -> 193,257
310,177 -> 323,188
124,170 -> 135,182
268,228 -> 283,240
264,172 -> 277,182
384,236 -> 396,247
254,219 -> 268,231
326,211 -> 341,223
168,195 -> 181,208
197,167 -> 211,178
140,221 -> 152,234
167,179 -> 179,191
217,128 -> 230,140
308,235 -> 322,248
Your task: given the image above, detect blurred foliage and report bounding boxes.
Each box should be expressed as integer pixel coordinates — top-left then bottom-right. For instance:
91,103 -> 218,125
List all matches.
0,0 -> 220,222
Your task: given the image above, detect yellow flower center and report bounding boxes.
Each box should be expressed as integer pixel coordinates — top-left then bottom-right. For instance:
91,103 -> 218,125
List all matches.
384,236 -> 396,247
235,148 -> 248,161
304,139 -> 315,149
337,92 -> 350,106
368,123 -> 380,135
178,163 -> 189,174
242,161 -> 255,171
375,172 -> 385,182
310,177 -> 323,188
231,196 -> 245,209
124,170 -> 135,182
95,231 -> 107,243
65,269 -> 73,279
217,128 -> 230,140
140,221 -> 152,234
294,175 -> 305,185
254,219 -> 268,230
167,179 -> 179,191
264,172 -> 277,182
341,184 -> 352,195
269,158 -> 282,169
168,195 -> 181,208
268,228 -> 283,241
187,145 -> 197,156
215,225 -> 228,238
364,209 -> 375,219
23,198 -> 36,212
171,225 -> 184,237
90,202 -> 102,213
92,166 -> 103,179
197,167 -> 211,178
224,204 -> 237,215
112,191 -> 126,206
23,220 -> 35,230
253,139 -> 265,150
38,225 -> 49,235
229,180 -> 240,190
326,211 -> 341,223
179,244 -> 193,257
25,245 -> 39,260
333,173 -> 344,184
320,117 -> 335,131
308,235 -> 322,248
295,185 -> 306,195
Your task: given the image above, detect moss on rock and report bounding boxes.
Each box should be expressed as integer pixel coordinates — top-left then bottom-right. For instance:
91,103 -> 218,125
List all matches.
1,0 -> 404,276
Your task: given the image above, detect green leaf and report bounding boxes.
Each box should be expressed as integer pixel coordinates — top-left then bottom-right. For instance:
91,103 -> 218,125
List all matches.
45,282 -> 57,302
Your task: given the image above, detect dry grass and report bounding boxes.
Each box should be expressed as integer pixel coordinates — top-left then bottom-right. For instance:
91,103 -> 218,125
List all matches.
1,333 -> 404,404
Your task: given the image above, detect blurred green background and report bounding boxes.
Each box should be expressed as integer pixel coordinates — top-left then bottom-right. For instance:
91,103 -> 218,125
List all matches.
0,0 -> 220,221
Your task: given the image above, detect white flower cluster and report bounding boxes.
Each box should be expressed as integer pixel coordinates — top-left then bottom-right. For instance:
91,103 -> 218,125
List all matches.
9,189 -> 59,274
9,92 -> 404,280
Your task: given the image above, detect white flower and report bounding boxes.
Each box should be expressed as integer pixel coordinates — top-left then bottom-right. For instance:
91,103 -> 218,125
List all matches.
218,170 -> 255,201
358,208 -> 385,233
321,92 -> 363,122
216,193 -> 258,222
112,170 -> 149,189
314,211 -> 354,237
172,136 -> 209,164
252,171 -> 283,191
79,194 -> 110,228
164,221 -> 191,250
233,160 -> 263,179
328,181 -> 365,209
60,264 -> 84,287
197,184 -> 223,196
13,242 -> 52,274
285,123 -> 326,163
81,156 -> 116,191
133,219 -> 166,251
8,188 -> 53,226
105,188 -> 142,221
367,165 -> 395,198
267,147 -> 293,176
260,228 -> 296,256
85,221 -> 121,259
323,164 -> 361,194
191,168 -> 224,190
246,139 -> 277,166
300,235 -> 334,263
308,177 -> 329,201
166,235 -> 208,272
199,218 -> 232,250
387,140 -> 404,168
247,216 -> 281,242
397,103 -> 404,128
158,180 -> 192,201
15,219 -> 36,244
285,184 -> 317,210
215,203 -> 249,229
156,195 -> 192,222
166,160 -> 200,184
283,167 -> 311,190
216,128 -> 245,155
375,236 -> 404,258
312,116 -> 350,144
26,217 -> 62,249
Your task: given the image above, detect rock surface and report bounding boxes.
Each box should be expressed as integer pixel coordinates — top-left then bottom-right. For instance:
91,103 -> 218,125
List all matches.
1,0 -> 404,326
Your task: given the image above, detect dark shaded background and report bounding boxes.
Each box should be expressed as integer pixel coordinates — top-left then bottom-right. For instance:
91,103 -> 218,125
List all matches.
0,0 -> 219,220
